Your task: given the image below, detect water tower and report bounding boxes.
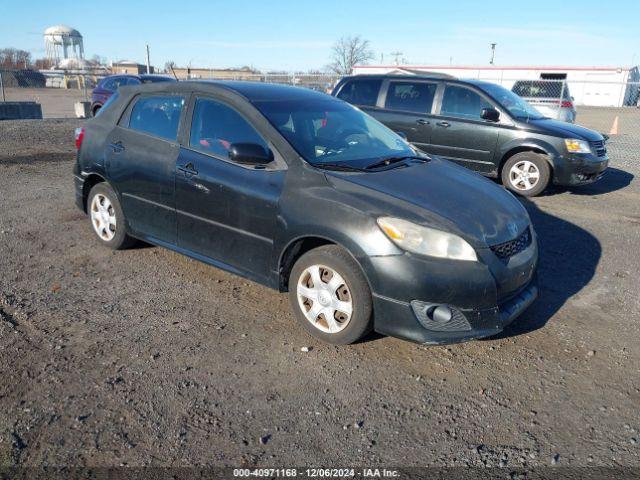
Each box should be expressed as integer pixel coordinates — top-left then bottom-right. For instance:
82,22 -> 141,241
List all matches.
44,25 -> 84,68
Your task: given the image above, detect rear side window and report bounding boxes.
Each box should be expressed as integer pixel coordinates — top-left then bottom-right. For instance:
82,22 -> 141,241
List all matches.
385,81 -> 437,113
128,95 -> 185,141
440,85 -> 492,121
189,98 -> 267,159
336,78 -> 382,106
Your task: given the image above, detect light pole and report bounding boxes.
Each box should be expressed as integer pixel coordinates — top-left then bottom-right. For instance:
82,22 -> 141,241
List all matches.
490,43 -> 497,65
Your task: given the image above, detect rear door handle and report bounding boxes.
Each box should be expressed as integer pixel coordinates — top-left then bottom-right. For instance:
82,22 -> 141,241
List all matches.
416,119 -> 430,125
109,141 -> 125,153
177,162 -> 198,177
436,121 -> 450,128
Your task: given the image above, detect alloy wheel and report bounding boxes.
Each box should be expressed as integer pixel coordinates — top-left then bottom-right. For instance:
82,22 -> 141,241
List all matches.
509,160 -> 540,191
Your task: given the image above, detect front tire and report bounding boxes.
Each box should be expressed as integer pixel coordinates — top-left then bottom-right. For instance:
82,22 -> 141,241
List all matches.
501,152 -> 551,197
288,245 -> 373,345
87,183 -> 135,250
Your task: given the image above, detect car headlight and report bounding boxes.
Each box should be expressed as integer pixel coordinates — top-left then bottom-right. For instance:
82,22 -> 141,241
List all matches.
565,139 -> 592,154
377,217 -> 477,261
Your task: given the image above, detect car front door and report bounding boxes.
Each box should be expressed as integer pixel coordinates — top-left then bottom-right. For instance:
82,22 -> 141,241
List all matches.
372,79 -> 438,152
106,94 -> 186,244
174,96 -> 285,284
430,83 -> 501,175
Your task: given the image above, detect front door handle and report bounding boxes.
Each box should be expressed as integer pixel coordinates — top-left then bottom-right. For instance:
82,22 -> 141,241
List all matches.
109,141 -> 125,153
416,118 -> 430,125
436,121 -> 450,128
178,162 -> 198,177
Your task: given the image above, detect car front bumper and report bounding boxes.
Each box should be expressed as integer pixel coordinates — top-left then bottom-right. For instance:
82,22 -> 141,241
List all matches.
364,236 -> 539,345
552,154 -> 609,186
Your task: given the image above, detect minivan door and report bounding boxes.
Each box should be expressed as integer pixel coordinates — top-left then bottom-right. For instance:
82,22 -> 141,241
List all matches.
106,94 -> 186,244
372,79 -> 438,151
430,84 -> 501,175
175,96 -> 285,284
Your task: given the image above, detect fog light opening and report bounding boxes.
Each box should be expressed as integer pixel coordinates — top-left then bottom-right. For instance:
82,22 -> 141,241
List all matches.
429,305 -> 453,324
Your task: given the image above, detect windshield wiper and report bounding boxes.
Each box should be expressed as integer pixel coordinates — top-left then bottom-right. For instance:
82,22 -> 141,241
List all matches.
313,162 -> 363,172
365,155 -> 427,170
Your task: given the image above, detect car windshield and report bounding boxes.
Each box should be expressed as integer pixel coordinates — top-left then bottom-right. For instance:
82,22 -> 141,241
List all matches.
478,83 -> 545,120
254,99 -> 415,165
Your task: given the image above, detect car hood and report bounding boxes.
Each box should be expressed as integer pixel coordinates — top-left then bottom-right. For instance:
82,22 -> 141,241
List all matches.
324,158 -> 530,248
524,117 -> 603,141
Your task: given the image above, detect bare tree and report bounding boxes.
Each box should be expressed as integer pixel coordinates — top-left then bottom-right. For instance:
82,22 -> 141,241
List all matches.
0,48 -> 32,69
328,36 -> 374,75
164,60 -> 177,73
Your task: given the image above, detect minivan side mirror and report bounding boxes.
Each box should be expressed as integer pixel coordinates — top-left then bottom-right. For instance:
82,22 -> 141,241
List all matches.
480,108 -> 500,122
228,143 -> 273,165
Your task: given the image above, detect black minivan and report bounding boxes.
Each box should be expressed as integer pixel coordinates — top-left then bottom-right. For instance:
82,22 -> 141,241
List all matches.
74,81 -> 538,346
333,75 -> 609,196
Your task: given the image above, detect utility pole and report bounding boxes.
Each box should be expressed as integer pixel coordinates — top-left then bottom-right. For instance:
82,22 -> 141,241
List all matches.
390,51 -> 403,66
489,43 -> 497,65
145,44 -> 151,74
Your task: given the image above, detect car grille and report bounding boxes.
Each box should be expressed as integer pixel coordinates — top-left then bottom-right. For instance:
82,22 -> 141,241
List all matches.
491,227 -> 532,261
589,140 -> 607,157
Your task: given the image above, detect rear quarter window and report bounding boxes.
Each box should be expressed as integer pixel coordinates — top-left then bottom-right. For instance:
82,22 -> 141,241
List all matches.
128,95 -> 185,141
336,78 -> 382,106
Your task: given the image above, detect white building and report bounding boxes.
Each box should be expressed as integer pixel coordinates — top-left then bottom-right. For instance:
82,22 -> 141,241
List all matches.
352,65 -> 640,107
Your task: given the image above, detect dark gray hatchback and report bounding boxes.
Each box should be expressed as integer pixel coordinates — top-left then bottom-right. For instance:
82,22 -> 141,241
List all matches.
74,81 -> 538,346
333,75 -> 609,196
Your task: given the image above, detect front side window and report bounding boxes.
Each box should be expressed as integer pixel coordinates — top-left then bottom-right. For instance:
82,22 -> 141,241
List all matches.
440,85 -> 492,121
385,81 -> 437,113
478,83 -> 544,120
336,79 -> 382,106
255,98 -> 414,165
189,98 -> 268,159
128,95 -> 185,141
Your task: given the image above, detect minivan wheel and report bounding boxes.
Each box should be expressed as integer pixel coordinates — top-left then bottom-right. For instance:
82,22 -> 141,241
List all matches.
501,152 -> 551,197
289,245 -> 373,345
87,183 -> 135,249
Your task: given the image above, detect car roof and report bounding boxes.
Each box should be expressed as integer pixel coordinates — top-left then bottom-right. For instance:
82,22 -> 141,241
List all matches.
120,80 -> 336,103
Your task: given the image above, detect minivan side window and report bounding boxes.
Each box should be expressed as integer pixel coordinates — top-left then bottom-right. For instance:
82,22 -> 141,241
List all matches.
189,98 -> 268,160
336,79 -> 382,107
128,95 -> 185,141
440,85 -> 492,121
385,81 -> 437,113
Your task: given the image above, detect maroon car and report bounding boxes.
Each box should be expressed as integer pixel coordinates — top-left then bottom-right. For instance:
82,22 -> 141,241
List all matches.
90,74 -> 175,116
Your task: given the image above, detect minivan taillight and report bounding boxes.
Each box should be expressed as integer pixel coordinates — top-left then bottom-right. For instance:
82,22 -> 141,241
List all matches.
75,127 -> 85,150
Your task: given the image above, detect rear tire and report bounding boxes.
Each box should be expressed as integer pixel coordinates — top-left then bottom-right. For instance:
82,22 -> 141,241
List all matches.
288,245 -> 373,345
87,183 -> 135,250
501,152 -> 551,197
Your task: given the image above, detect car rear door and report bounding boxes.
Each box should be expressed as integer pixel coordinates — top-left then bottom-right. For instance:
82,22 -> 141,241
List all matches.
372,79 -> 438,151
174,95 -> 285,284
106,94 -> 187,244
429,83 -> 501,175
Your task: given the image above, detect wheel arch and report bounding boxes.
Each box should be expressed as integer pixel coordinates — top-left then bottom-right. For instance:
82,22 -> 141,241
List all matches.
82,173 -> 108,213
277,235 -> 369,293
499,145 -> 553,177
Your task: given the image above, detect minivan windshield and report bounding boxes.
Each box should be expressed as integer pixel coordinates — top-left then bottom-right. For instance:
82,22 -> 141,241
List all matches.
255,99 -> 415,166
477,83 -> 546,120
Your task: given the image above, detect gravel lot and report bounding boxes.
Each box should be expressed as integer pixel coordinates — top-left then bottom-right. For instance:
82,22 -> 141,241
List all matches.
1,119 -> 639,472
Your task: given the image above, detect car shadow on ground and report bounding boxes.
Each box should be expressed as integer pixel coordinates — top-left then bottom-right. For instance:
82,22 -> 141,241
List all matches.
544,167 -> 634,196
490,195 -> 602,340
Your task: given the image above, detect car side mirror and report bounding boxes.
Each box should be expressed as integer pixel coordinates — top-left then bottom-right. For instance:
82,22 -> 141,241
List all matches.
480,108 -> 500,122
228,143 -> 273,165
